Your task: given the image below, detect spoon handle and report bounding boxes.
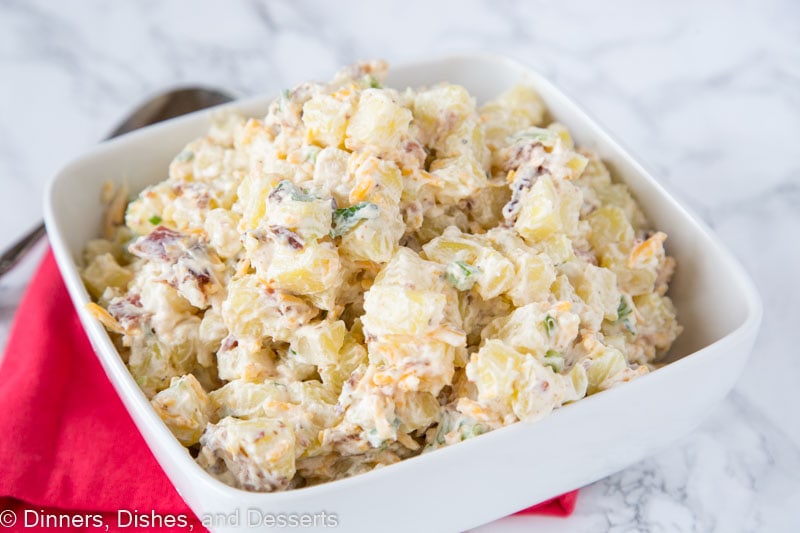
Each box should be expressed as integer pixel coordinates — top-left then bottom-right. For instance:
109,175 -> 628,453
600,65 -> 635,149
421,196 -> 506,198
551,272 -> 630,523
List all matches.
0,223 -> 47,277
0,87 -> 233,280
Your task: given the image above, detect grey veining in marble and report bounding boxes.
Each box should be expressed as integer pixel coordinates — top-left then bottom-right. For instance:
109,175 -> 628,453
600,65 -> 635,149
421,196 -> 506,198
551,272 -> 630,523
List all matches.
1,0 -> 798,531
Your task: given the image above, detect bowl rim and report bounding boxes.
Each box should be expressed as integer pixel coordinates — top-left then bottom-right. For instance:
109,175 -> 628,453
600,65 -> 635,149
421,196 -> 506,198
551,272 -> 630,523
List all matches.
43,52 -> 763,503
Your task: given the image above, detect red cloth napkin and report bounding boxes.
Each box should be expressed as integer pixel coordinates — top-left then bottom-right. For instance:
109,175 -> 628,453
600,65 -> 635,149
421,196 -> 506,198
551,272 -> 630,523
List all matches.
0,250 -> 577,531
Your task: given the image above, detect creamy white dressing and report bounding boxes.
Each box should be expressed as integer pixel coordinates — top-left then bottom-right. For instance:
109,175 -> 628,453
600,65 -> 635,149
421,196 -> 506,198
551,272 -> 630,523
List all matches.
81,60 -> 681,492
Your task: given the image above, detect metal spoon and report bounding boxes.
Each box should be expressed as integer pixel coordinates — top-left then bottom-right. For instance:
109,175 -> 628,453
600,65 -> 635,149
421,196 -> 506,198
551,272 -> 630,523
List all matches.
0,87 -> 235,278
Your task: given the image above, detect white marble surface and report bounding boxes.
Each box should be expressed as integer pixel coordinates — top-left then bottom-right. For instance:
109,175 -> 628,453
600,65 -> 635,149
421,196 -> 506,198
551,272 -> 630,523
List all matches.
1,0 -> 799,531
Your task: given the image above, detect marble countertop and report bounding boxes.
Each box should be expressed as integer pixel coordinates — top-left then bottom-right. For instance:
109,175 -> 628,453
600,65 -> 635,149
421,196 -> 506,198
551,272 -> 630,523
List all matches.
1,1 -> 798,531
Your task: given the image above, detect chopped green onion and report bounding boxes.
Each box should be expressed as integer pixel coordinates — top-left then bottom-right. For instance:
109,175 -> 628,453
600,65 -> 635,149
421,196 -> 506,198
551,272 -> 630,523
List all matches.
304,145 -> 321,163
544,349 -> 565,373
445,260 -> 480,291
543,314 -> 557,337
330,202 -> 380,238
368,75 -> 381,89
175,150 -> 194,163
148,215 -> 162,225
278,89 -> 290,112
617,296 -> 632,321
365,428 -> 382,447
616,296 -> 636,334
510,127 -> 554,144
270,180 -> 316,202
458,421 -> 486,440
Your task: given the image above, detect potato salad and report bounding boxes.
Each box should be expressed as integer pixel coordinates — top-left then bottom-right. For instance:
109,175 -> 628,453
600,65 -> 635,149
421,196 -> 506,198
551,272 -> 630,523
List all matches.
82,61 -> 682,492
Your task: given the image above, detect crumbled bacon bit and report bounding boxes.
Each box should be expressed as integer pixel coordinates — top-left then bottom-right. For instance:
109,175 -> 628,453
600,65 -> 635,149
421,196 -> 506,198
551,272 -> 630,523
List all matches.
502,165 -> 546,221
187,266 -> 212,286
129,226 -> 185,261
269,225 -> 304,250
220,336 -> 239,351
108,293 -> 146,331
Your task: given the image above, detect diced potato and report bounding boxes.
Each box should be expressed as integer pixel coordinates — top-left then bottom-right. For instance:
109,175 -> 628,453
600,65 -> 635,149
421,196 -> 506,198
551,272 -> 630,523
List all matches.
632,292 -> 682,360
597,233 -> 671,298
338,209 -> 404,264
567,364 -> 589,400
151,374 -> 210,446
473,248 -> 516,300
558,179 -> 583,237
81,253 -> 132,299
575,149 -> 612,188
429,154 -> 488,203
312,147 -> 350,204
198,417 -> 296,492
234,117 -> 273,149
394,391 -> 440,433
480,84 -> 546,152
564,152 -> 589,180
198,307 -> 227,351
276,381 -> 340,458
348,154 -> 403,207
514,174 -> 562,242
236,171 -> 283,231
275,348 -> 317,382
346,89 -> 412,155
368,336 -> 457,395
413,83 -> 476,147
600,252 -> 657,296
548,123 -> 575,150
125,181 -> 175,235
363,285 -> 447,337
482,303 -> 579,357
505,253 -> 555,307
595,183 -> 647,230
574,264 -> 621,322
262,242 -> 340,296
137,273 -> 196,327
84,236 -> 124,265
222,275 -> 319,342
550,274 -> 578,304
422,226 -> 485,265
204,208 -> 242,258
127,336 -> 187,398
487,84 -> 546,126
466,339 -> 581,423
587,205 -> 635,255
217,337 -> 276,382
438,118 -> 490,169
318,334 -> 368,392
188,139 -> 231,181
302,92 -> 353,148
289,320 -> 347,367
266,195 -> 332,243
209,380 -> 290,419
509,363 -> 571,422
463,340 -> 522,418
287,380 -> 340,428
583,346 -> 628,395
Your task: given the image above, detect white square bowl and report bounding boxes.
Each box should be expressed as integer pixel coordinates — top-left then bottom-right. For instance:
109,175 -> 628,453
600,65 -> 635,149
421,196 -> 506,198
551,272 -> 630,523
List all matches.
44,55 -> 762,533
